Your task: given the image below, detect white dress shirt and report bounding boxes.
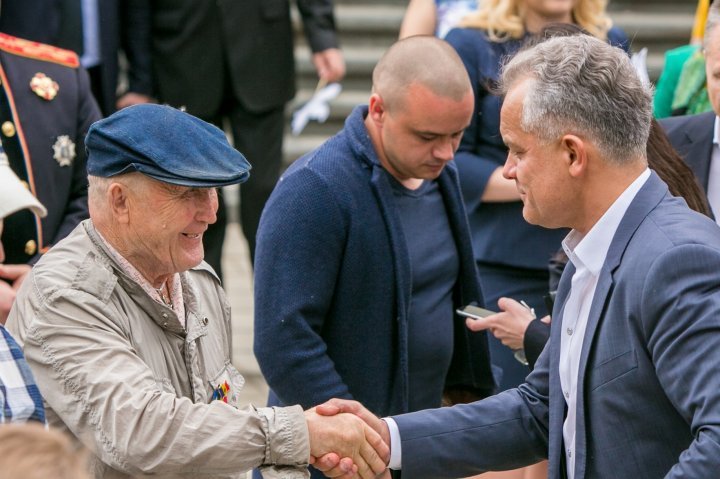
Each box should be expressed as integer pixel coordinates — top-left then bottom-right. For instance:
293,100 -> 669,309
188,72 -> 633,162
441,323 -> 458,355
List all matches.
80,0 -> 101,69
706,116 -> 720,223
384,169 -> 652,476
559,168 -> 650,478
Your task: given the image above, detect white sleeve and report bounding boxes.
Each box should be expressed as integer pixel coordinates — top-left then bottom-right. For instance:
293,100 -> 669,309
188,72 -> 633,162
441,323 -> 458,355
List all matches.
383,417 -> 403,470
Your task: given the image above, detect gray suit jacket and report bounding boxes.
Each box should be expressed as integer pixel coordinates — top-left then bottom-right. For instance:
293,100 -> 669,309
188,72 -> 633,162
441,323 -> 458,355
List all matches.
661,110 -> 715,192
393,172 -> 720,478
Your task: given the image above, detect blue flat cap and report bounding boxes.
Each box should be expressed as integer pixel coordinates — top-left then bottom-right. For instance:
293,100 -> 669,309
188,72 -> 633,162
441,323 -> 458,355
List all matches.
86,104 -> 251,187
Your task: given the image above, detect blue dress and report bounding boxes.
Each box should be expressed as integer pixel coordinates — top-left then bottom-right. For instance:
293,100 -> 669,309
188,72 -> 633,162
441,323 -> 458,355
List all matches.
446,26 -> 631,390
435,0 -> 477,38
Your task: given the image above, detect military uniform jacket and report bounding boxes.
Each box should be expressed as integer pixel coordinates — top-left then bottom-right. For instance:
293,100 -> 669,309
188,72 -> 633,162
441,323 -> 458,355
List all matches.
0,33 -> 101,264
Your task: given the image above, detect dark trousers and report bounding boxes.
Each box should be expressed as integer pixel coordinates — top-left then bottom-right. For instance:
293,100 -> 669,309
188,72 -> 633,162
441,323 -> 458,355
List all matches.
202,103 -> 285,279
476,262 -> 550,392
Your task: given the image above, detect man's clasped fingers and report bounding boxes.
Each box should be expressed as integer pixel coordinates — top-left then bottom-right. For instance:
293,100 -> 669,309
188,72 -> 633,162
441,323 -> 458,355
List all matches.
305,407 -> 388,479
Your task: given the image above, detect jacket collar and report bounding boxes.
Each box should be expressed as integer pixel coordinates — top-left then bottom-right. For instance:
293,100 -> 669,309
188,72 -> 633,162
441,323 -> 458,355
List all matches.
82,220 -> 212,336
343,105 -> 384,170
677,111 -> 715,190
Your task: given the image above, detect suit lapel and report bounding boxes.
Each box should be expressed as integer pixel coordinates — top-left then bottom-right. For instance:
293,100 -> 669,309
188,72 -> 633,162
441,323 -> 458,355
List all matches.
679,111 -> 715,191
548,262 -> 574,478
571,172 -> 668,478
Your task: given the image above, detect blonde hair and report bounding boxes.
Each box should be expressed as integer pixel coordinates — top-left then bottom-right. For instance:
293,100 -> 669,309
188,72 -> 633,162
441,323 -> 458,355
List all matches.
0,423 -> 90,479
459,0 -> 613,41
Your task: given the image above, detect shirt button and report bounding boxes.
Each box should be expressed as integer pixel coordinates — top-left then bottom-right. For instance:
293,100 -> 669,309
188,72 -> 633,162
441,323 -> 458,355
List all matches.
162,321 -> 168,328
2,121 -> 16,137
564,391 -> 570,399
567,328 -> 573,335
568,450 -> 572,458
202,317 -> 209,326
161,313 -> 168,319
24,239 -> 37,255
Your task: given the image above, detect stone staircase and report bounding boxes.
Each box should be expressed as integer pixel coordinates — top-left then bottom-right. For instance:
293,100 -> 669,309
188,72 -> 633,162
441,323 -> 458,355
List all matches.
285,0 -> 698,164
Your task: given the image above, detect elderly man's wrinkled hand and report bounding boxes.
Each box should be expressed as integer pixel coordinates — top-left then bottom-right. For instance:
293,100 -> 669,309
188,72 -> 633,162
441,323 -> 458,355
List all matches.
314,399 -> 389,447
305,407 -> 388,479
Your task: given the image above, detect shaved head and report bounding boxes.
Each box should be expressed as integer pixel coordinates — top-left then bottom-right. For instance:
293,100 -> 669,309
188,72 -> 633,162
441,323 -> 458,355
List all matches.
372,36 -> 472,112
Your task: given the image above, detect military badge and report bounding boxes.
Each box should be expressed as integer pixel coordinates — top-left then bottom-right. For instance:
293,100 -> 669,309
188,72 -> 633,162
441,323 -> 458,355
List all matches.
52,135 -> 75,167
30,72 -> 59,100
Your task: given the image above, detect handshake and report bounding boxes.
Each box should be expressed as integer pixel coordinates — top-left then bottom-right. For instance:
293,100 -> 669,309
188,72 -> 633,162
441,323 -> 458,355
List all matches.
305,399 -> 392,479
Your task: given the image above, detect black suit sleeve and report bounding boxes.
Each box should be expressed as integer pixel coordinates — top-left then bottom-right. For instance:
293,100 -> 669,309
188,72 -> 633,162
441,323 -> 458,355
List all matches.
120,0 -> 154,96
524,319 -> 550,371
296,0 -> 340,53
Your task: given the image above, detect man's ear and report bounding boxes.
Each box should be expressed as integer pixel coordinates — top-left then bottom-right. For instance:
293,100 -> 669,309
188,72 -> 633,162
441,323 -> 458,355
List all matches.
367,93 -> 386,126
562,134 -> 588,178
108,182 -> 131,224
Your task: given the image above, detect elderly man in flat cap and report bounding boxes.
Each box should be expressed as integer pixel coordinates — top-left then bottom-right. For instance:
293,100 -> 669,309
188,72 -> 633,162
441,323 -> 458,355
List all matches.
5,104 -> 387,479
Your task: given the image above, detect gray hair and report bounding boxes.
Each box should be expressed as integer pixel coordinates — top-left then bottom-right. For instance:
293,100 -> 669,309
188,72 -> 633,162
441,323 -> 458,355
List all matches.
705,0 -> 720,50
500,35 -> 652,164
87,175 -> 113,201
87,172 -> 147,219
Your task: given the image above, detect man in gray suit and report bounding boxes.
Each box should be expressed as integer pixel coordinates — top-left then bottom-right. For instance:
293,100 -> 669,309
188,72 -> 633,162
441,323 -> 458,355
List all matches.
662,0 -> 720,220
315,34 -> 720,478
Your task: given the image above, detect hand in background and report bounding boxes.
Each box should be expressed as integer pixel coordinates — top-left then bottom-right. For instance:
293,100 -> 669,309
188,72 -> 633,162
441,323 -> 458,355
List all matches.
116,92 -> 155,110
0,264 -> 30,324
312,48 -> 346,84
305,407 -> 388,479
465,297 -> 536,351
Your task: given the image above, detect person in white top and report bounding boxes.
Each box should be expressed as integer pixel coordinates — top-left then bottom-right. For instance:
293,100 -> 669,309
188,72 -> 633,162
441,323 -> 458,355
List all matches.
314,33 -> 720,479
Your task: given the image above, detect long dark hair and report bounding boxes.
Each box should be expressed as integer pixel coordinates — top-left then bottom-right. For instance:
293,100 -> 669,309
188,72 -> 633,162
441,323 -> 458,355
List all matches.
647,118 -> 711,216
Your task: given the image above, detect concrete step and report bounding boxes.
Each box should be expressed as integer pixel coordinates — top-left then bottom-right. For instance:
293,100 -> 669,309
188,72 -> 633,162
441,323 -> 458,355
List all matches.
294,41 -> 685,90
283,134 -> 328,165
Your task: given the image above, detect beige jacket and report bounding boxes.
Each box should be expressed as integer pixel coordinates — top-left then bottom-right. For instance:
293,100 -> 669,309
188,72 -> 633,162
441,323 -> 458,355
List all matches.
7,221 -> 310,478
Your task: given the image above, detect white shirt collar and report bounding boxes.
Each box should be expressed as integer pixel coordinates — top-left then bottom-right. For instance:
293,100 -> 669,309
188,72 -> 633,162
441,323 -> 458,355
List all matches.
562,168 -> 651,276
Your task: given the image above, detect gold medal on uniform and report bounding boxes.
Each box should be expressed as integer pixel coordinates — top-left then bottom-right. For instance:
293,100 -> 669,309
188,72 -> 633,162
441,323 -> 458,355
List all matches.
52,135 -> 76,167
29,72 -> 59,100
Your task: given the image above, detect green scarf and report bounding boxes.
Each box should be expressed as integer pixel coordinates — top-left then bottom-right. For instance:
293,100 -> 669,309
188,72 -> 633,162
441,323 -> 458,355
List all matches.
672,48 -> 712,116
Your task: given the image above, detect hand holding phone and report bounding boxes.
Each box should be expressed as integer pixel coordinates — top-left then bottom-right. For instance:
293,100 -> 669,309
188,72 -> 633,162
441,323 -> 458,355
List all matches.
456,304 -> 496,320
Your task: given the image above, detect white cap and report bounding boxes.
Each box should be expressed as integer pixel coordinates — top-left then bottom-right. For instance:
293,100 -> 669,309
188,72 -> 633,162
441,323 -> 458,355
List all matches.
0,144 -> 47,220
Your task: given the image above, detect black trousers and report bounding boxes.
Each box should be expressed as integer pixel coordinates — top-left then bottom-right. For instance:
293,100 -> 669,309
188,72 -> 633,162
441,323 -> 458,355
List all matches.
202,102 -> 285,279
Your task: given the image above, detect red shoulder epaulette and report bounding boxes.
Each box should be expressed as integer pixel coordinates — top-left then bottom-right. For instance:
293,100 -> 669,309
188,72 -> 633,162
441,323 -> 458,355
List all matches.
0,33 -> 80,68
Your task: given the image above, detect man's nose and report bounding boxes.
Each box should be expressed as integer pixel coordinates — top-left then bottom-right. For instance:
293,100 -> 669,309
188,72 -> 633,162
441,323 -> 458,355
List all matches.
196,189 -> 219,224
502,156 -> 516,180
434,138 -> 455,162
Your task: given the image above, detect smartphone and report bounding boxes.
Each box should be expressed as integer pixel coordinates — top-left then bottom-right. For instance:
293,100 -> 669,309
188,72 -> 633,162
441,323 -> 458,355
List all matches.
456,304 -> 496,320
